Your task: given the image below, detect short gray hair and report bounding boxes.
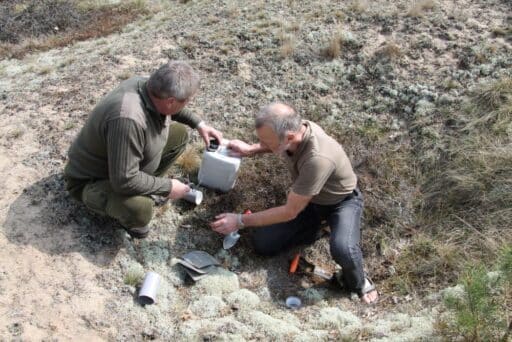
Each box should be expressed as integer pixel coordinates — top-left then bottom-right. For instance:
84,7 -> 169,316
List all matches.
148,61 -> 200,100
255,102 -> 302,140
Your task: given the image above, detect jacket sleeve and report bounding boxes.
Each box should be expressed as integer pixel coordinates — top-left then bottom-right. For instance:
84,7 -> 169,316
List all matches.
106,118 -> 172,196
171,108 -> 202,128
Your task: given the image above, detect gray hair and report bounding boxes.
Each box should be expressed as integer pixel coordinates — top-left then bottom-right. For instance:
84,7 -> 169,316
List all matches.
255,102 -> 302,140
147,61 -> 200,100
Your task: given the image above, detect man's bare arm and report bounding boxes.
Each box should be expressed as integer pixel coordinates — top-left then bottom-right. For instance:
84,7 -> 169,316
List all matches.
210,191 -> 312,235
227,140 -> 271,157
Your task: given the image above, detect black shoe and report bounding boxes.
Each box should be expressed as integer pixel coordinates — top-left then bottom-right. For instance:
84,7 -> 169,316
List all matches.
125,225 -> 150,239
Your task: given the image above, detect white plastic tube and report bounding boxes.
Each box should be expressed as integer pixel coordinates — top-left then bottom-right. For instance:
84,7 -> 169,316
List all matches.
138,272 -> 161,305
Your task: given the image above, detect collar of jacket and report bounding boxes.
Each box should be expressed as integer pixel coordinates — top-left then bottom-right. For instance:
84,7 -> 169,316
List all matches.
137,79 -> 167,126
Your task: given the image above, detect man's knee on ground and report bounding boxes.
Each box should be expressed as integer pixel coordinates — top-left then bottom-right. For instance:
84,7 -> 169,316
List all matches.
170,123 -> 190,148
115,196 -> 153,228
252,235 -> 282,256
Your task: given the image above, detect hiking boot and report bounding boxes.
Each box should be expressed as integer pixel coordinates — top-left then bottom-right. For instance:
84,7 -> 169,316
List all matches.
125,225 -> 150,239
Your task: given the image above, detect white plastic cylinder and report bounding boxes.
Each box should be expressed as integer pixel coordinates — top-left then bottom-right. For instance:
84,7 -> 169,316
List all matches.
183,188 -> 203,205
138,272 -> 161,305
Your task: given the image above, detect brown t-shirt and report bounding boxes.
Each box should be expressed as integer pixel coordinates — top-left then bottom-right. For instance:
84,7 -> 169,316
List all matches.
284,121 -> 357,205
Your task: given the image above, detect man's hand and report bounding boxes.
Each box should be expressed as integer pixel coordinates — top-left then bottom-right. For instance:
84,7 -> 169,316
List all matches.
227,139 -> 254,157
210,213 -> 239,235
168,179 -> 191,199
197,123 -> 223,147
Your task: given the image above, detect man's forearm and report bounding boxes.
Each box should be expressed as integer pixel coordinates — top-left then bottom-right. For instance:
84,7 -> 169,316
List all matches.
249,143 -> 271,155
111,171 -> 172,196
241,205 -> 294,227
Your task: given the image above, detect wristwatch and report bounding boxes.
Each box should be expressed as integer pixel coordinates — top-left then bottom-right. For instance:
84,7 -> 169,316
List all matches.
237,213 -> 245,229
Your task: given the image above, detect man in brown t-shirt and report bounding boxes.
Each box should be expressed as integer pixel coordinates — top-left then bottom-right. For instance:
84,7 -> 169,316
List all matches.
210,102 -> 378,304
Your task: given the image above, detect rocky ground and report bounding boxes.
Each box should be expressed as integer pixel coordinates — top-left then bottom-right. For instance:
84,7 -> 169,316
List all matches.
0,0 -> 510,340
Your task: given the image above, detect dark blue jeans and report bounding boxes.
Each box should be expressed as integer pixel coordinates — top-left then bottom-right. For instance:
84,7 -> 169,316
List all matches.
251,188 -> 365,292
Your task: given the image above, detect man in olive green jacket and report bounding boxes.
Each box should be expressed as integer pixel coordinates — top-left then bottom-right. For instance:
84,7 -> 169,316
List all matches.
65,61 -> 221,238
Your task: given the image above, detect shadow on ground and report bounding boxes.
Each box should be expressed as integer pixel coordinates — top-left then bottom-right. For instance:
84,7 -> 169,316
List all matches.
3,173 -> 124,266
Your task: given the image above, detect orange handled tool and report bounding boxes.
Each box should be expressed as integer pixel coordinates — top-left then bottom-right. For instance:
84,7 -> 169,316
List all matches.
289,253 -> 300,274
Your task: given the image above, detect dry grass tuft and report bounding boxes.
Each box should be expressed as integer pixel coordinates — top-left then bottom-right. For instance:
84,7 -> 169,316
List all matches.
420,77 -> 512,267
407,0 -> 436,17
321,36 -> 341,60
491,26 -> 512,39
348,0 -> 369,14
176,147 -> 201,175
279,34 -> 296,59
473,77 -> 512,112
389,235 -> 462,294
374,41 -> 403,61
123,268 -> 144,286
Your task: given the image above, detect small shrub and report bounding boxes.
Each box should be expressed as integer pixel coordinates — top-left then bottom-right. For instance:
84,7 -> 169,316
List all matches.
440,251 -> 512,341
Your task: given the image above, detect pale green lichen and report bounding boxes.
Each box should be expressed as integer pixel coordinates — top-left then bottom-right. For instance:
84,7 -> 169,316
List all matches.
294,329 -> 330,342
177,317 -> 254,340
309,307 -> 361,332
369,313 -> 435,341
441,284 -> 465,301
241,310 -> 300,339
193,268 -> 240,296
139,240 -> 170,266
225,289 -> 260,310
300,287 -> 329,304
189,295 -> 226,318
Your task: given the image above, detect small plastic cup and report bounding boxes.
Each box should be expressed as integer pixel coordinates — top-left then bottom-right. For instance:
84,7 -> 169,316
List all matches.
183,188 -> 203,205
223,230 -> 241,249
285,296 -> 302,310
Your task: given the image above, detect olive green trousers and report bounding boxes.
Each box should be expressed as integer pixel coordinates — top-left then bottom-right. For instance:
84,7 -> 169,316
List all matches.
65,123 -> 188,229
